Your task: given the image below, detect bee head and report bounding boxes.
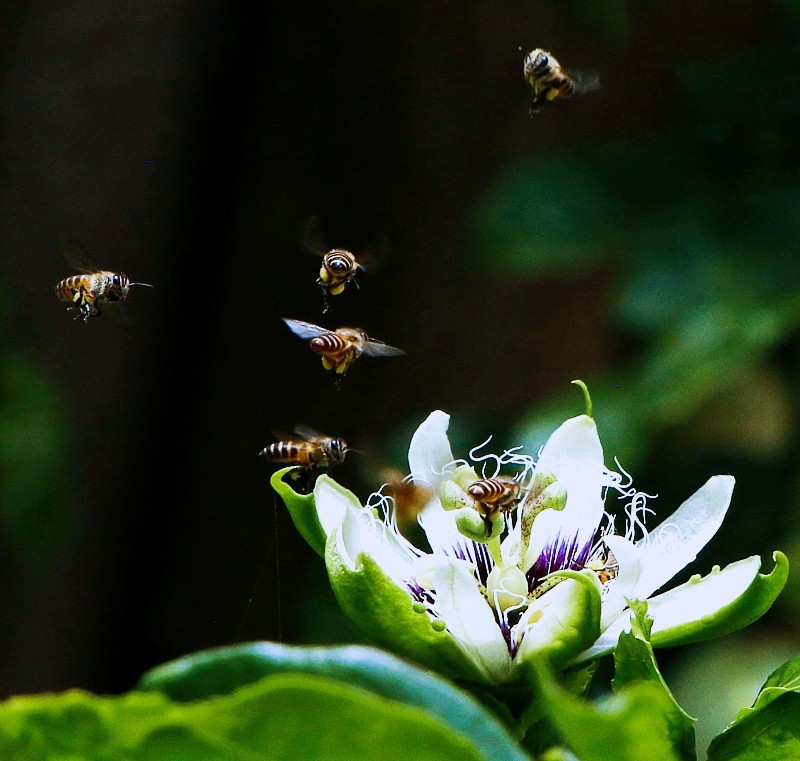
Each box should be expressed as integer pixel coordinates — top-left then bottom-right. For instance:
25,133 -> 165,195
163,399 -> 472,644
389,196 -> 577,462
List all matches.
107,273 -> 131,301
329,437 -> 349,464
524,49 -> 549,77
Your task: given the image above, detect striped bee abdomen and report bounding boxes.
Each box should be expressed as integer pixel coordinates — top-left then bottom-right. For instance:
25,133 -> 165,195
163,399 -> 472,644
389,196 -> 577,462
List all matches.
309,332 -> 350,355
467,477 -> 521,506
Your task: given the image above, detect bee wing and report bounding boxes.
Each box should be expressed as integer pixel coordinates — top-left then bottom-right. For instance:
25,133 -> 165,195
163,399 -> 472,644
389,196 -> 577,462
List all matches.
283,318 -> 330,340
361,338 -> 406,358
356,234 -> 390,273
61,236 -> 97,273
293,423 -> 328,441
302,215 -> 330,258
570,70 -> 600,95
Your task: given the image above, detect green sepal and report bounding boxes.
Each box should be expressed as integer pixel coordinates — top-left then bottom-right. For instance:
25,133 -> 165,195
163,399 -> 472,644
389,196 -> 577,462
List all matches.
650,551 -> 788,649
270,467 -> 327,557
520,569 -> 602,674
613,599 -> 697,761
325,532 -> 490,686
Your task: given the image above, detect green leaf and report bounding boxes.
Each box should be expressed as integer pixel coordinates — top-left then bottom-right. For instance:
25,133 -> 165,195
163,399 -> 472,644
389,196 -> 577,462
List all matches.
139,642 -> 529,761
707,654 -> 800,760
527,660 -> 682,761
271,467 -> 327,557
0,673 -> 502,760
612,600 -> 696,761
706,692 -> 800,761
752,653 -> 800,711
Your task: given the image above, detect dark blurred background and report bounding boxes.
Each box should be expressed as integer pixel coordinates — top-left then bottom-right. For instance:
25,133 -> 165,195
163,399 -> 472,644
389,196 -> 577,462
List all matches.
2,0 -> 800,751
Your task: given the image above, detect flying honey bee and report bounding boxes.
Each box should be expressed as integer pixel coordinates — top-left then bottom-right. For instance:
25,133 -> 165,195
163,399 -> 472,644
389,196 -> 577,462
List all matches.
467,476 -> 523,537
260,426 -> 349,492
283,318 -> 405,379
523,48 -> 599,114
55,241 -> 152,321
585,542 -> 620,585
302,216 -> 368,313
317,248 -> 362,310
380,468 -> 434,528
260,426 -> 349,471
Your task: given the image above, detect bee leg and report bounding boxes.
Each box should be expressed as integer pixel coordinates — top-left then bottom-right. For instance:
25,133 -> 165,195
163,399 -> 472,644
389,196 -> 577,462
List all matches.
294,467 -> 319,495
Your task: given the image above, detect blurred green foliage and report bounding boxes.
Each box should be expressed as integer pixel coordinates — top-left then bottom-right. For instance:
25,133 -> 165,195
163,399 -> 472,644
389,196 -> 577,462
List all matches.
0,282 -> 72,569
468,1 -> 800,470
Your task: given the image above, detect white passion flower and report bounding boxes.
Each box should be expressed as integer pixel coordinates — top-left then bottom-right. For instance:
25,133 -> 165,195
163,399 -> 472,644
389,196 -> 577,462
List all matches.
272,405 -> 787,688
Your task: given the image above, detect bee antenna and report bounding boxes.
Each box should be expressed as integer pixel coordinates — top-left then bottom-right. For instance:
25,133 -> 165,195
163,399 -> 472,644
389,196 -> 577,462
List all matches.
129,282 -> 154,288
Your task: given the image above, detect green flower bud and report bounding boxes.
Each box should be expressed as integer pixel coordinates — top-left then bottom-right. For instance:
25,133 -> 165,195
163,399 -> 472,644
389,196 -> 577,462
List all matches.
452,464 -> 481,491
538,482 -> 568,513
440,479 -> 478,512
454,506 -> 491,542
530,468 -> 557,500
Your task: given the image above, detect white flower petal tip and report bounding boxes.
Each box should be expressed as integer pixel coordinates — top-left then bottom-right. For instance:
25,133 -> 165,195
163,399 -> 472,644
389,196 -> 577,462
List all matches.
634,475 -> 736,600
313,475 -> 361,537
538,415 -> 603,471
408,410 -> 455,486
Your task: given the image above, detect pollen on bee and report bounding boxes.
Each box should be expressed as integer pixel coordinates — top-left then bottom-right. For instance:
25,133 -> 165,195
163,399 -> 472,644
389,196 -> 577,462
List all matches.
329,284 -> 346,295
321,357 -> 335,370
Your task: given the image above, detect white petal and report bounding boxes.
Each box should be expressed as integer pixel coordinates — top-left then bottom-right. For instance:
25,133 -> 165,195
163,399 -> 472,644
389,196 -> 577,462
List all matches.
333,496 -> 415,583
634,475 -> 735,600
432,560 -> 513,684
408,410 -> 455,488
532,415 -> 606,557
314,476 -> 360,537
417,500 -> 467,556
598,535 -> 642,630
575,555 -> 762,663
537,414 -> 604,472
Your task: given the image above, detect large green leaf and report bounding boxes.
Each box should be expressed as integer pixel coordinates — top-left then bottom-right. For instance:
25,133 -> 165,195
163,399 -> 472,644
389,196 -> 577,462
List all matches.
612,600 -> 696,761
0,672 -> 511,760
139,642 -> 528,761
706,654 -> 800,760
527,660 -> 682,761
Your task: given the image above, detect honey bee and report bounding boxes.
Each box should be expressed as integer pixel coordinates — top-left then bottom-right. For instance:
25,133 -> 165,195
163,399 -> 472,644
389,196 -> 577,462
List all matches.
585,542 -> 620,585
283,318 -> 405,379
260,426 -> 349,471
523,48 -> 599,114
380,468 -> 434,528
467,476 -> 523,537
55,242 -> 152,321
260,426 -> 349,491
303,216 -> 367,313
